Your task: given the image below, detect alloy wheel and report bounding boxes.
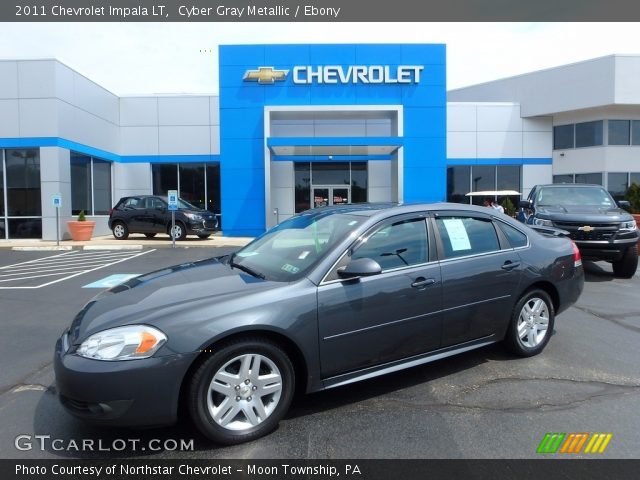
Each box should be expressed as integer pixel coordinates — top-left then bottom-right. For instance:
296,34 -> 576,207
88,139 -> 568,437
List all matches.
516,297 -> 550,348
206,354 -> 283,431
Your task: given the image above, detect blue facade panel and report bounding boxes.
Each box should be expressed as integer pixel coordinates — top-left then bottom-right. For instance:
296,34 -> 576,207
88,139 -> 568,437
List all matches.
218,44 -> 447,236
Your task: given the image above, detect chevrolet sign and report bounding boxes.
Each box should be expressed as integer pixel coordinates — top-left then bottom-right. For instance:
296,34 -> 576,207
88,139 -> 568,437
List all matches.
578,226 -> 595,232
293,65 -> 423,84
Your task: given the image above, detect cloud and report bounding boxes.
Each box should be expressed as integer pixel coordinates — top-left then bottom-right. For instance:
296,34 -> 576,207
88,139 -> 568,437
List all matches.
1,22 -> 639,94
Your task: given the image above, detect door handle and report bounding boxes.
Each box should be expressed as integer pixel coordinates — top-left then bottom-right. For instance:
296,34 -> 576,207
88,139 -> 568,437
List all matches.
501,260 -> 521,271
411,277 -> 436,288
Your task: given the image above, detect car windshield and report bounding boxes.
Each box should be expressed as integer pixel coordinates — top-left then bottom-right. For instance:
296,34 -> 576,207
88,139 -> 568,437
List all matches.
230,212 -> 365,282
178,198 -> 199,210
536,186 -> 616,207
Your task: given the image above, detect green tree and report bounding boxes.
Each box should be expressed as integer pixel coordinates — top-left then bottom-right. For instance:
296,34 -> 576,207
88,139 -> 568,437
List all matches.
625,182 -> 640,214
500,197 -> 516,217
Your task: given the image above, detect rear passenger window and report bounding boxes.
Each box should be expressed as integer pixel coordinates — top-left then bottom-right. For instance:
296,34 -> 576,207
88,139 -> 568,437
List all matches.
435,216 -> 499,259
498,222 -> 528,248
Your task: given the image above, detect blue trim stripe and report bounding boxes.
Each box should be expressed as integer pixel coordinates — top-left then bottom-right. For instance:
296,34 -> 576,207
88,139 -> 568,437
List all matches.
267,136 -> 404,147
447,158 -> 552,166
0,137 -> 221,164
272,154 -> 392,162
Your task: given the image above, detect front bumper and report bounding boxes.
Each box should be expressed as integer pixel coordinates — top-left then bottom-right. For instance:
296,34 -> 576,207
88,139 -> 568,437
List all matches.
54,333 -> 198,427
575,237 -> 638,261
186,217 -> 218,235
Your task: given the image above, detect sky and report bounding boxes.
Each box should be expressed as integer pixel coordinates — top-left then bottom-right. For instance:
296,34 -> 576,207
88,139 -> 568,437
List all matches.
1,22 -> 640,95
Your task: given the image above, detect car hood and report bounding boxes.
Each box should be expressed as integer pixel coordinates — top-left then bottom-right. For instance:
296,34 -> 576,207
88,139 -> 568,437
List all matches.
68,257 -> 282,344
536,205 -> 632,223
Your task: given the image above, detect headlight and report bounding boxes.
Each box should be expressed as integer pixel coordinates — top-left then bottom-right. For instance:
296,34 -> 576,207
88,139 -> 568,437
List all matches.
533,217 -> 554,227
185,213 -> 203,221
620,220 -> 637,232
77,325 -> 167,361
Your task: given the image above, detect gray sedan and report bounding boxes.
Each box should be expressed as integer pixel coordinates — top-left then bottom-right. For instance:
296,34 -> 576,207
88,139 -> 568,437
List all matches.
54,203 -> 584,445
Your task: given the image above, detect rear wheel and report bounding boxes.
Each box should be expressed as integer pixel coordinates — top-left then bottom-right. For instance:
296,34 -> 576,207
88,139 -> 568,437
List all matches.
187,338 -> 294,445
144,233 -> 157,239
170,222 -> 187,241
504,289 -> 555,357
112,221 -> 129,240
612,246 -> 638,279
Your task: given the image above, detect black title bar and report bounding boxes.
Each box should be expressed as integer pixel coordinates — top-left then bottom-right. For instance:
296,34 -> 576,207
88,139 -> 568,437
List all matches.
3,459 -> 640,480
4,0 -> 640,22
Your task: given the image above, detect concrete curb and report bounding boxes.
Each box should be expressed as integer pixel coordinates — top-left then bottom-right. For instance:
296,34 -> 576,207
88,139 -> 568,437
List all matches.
82,245 -> 143,251
11,246 -> 73,251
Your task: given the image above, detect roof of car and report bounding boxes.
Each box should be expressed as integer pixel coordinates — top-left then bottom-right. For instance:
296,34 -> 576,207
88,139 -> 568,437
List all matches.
535,183 -> 604,188
300,202 -> 501,217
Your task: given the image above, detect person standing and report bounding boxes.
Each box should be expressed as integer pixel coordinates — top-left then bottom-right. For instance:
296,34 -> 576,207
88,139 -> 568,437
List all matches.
491,199 -> 505,214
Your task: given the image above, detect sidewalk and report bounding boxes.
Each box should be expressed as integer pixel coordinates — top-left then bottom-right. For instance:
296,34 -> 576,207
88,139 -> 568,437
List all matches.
0,233 -> 254,251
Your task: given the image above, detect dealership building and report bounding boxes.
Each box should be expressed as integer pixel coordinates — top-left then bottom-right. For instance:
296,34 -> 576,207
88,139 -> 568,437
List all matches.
1,44 -> 639,240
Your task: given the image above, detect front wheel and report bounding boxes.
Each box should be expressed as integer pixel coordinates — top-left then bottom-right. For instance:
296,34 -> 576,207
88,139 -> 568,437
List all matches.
612,246 -> 638,279
504,289 -> 555,357
187,338 -> 295,445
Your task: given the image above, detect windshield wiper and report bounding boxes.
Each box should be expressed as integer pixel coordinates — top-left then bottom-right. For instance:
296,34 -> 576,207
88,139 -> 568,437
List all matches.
229,254 -> 266,280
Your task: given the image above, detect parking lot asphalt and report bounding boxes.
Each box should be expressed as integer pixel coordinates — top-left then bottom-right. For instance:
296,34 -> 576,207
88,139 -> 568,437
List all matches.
0,247 -> 638,459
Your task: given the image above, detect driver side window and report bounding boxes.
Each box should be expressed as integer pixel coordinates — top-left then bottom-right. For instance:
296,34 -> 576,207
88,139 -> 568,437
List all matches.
351,218 -> 428,270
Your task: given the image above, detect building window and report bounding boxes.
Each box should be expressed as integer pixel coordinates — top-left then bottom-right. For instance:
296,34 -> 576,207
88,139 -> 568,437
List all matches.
294,163 -> 311,213
152,162 -> 220,213
553,174 -> 574,184
553,124 -> 574,150
179,164 -> 205,209
632,121 -> 640,146
446,166 -> 471,204
470,165 -> 495,205
351,162 -> 368,204
206,163 -> 221,214
631,172 -> 640,186
575,172 -> 603,185
70,153 -> 112,215
447,165 -> 521,207
608,120 -> 630,145
151,164 -> 178,196
607,173 -> 629,201
1,148 -> 41,239
575,121 -> 603,148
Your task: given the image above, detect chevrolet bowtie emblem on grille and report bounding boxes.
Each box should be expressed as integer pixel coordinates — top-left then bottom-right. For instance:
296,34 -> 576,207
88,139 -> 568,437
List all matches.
578,225 -> 594,232
243,67 -> 289,84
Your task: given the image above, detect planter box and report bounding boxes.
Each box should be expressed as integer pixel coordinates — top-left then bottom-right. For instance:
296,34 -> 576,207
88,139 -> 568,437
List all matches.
67,221 -> 96,241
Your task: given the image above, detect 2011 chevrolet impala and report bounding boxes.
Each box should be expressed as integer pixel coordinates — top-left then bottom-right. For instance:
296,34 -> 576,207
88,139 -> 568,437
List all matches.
54,203 -> 584,445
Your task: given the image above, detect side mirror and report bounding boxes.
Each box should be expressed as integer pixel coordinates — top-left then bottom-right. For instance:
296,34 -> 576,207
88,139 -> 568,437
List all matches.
617,200 -> 631,211
156,205 -> 166,211
337,258 -> 382,279
518,200 -> 531,209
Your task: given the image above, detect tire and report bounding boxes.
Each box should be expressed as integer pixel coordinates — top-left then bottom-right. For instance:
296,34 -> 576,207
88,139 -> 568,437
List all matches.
612,246 -> 638,279
170,222 -> 187,241
198,234 -> 211,240
187,338 -> 295,445
504,289 -> 555,357
111,221 -> 129,240
144,233 -> 157,239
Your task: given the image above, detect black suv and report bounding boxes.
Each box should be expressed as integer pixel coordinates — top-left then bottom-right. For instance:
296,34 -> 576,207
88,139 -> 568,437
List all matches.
519,184 -> 638,278
108,195 -> 219,241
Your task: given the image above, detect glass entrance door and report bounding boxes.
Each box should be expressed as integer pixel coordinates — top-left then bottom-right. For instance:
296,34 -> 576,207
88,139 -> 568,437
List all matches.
311,186 -> 351,208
